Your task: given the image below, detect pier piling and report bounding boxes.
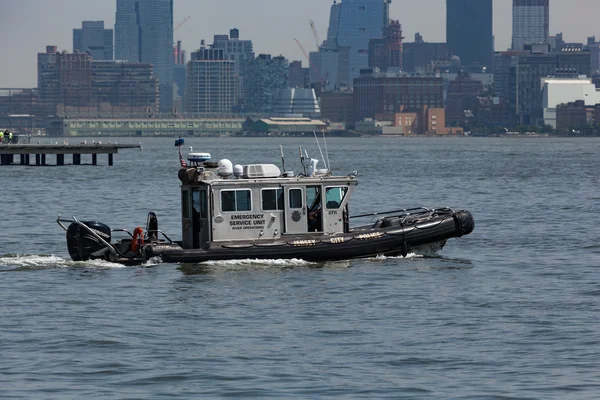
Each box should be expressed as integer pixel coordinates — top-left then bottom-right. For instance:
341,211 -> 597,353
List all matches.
0,143 -> 141,166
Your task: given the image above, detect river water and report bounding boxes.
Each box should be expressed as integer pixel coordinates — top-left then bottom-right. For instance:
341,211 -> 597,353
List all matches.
1,136 -> 599,399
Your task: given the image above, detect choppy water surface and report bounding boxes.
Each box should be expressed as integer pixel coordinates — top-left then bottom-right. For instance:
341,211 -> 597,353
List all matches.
1,137 -> 599,399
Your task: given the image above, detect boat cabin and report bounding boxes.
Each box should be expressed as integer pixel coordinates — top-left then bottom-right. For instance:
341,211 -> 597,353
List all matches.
179,161 -> 358,249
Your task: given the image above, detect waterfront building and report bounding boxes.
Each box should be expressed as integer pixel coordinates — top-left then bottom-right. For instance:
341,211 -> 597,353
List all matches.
73,21 -> 113,61
446,72 -> 485,126
541,77 -> 600,128
474,97 -> 513,128
446,0 -> 493,68
555,100 -> 595,132
353,73 -> 444,121
243,54 -> 289,113
186,47 -> 236,114
512,0 -> 550,51
320,92 -> 354,127
114,0 -> 140,62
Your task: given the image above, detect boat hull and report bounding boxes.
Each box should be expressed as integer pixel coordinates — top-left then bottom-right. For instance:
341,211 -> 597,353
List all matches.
62,210 -> 474,265
144,210 -> 474,264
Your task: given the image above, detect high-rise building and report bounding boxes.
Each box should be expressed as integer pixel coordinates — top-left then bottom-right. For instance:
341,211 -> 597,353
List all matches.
244,54 -> 289,113
38,46 -> 93,114
114,0 -> 140,62
369,20 -> 403,72
186,47 -> 236,114
115,0 -> 173,111
138,0 -> 174,111
336,0 -> 389,84
73,21 -> 114,60
91,61 -> 159,113
311,0 -> 389,89
212,29 -> 255,105
512,0 -> 550,51
447,0 -> 493,67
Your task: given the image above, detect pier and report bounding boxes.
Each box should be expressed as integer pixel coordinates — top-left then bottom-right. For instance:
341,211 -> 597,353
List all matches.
0,143 -> 141,166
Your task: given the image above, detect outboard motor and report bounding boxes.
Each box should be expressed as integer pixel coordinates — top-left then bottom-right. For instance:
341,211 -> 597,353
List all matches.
146,212 -> 158,241
66,221 -> 112,261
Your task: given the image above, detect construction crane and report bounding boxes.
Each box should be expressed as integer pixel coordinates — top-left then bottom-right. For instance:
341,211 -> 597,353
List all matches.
294,38 -> 325,88
175,16 -> 191,32
309,20 -> 321,51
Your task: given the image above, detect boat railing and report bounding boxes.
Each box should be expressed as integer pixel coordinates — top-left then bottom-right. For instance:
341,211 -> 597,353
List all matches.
350,207 -> 433,220
351,207 -> 456,226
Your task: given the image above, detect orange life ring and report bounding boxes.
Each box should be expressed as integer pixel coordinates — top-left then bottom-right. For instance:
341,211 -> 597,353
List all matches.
131,227 -> 144,252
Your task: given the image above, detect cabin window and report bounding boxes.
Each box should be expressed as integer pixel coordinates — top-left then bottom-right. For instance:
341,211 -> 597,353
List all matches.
325,187 -> 349,209
200,189 -> 208,219
262,188 -> 284,211
221,189 -> 252,212
289,188 -> 303,209
306,186 -> 321,210
182,189 -> 190,218
192,189 -> 201,218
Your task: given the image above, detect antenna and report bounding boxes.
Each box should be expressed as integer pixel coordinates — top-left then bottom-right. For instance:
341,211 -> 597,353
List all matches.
313,131 -> 327,171
299,145 -> 307,175
323,129 -> 331,173
280,145 -> 286,172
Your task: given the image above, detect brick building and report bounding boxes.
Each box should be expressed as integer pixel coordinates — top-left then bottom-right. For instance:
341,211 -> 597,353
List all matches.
353,73 -> 444,121
555,100 -> 594,132
38,46 -> 93,114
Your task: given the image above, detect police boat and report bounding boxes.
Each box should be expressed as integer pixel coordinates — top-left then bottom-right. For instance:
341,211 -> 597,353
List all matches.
57,148 -> 475,265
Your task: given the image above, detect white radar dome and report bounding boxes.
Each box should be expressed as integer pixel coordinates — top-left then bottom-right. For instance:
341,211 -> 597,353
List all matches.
218,159 -> 234,177
233,164 -> 244,178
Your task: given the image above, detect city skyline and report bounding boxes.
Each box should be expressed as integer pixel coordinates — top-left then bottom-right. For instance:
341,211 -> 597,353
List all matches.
1,0 -> 600,88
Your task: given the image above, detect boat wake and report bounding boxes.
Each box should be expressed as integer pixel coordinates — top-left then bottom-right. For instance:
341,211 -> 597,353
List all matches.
195,258 -> 318,269
0,253 -> 132,271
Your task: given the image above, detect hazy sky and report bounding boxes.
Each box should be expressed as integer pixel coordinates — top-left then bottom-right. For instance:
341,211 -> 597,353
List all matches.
1,0 -> 599,88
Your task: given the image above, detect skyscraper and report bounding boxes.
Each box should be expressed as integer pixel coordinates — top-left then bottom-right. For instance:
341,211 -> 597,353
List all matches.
186,48 -> 236,114
138,0 -> 174,111
114,0 -> 140,62
512,0 -> 550,51
73,21 -> 114,60
336,0 -> 389,84
311,0 -> 389,90
115,0 -> 173,111
213,29 -> 255,106
446,0 -> 493,68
